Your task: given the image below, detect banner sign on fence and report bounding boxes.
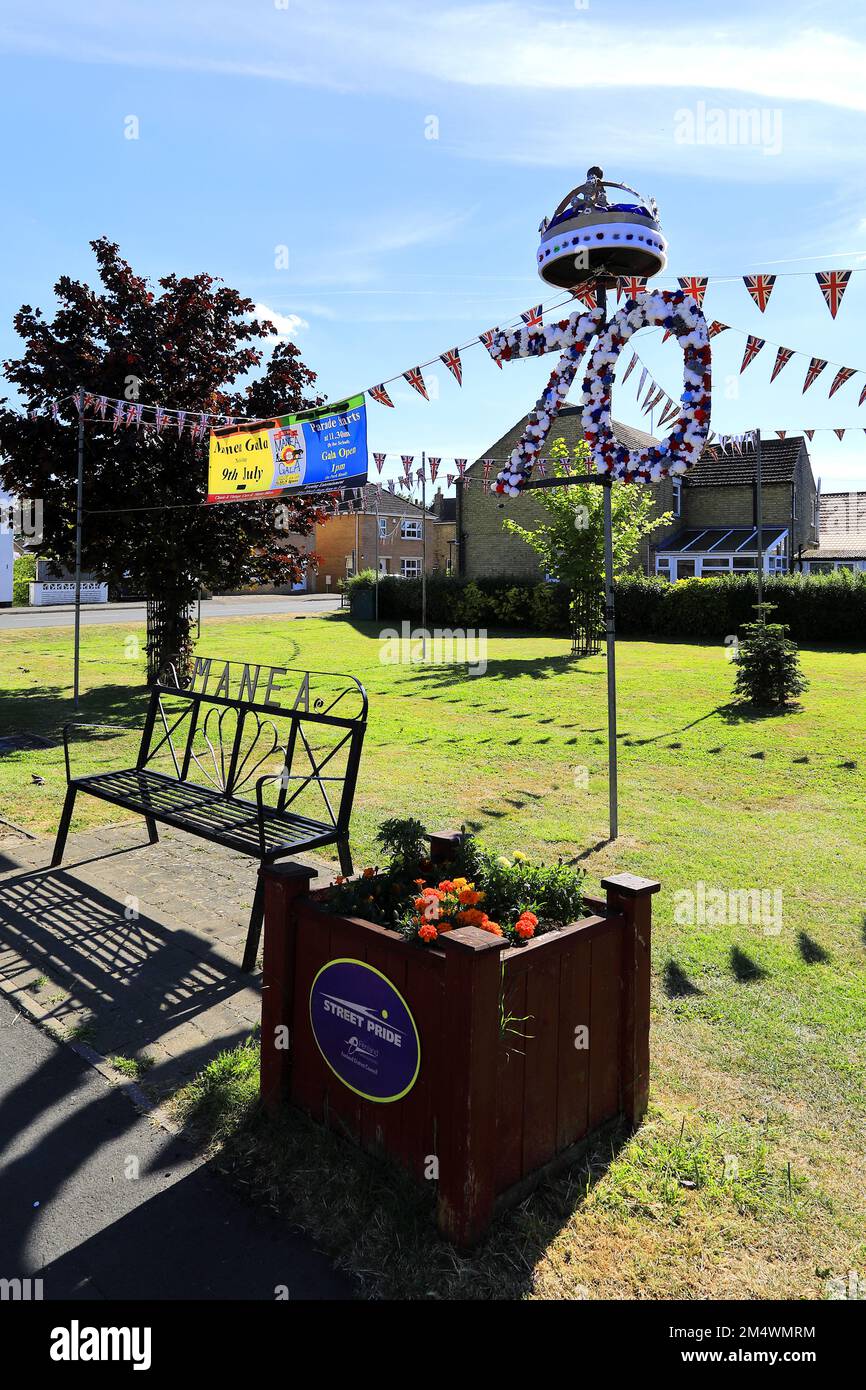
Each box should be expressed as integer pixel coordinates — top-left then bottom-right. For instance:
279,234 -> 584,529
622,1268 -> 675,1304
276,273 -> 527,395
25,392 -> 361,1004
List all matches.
206,396 -> 368,504
309,958 -> 420,1103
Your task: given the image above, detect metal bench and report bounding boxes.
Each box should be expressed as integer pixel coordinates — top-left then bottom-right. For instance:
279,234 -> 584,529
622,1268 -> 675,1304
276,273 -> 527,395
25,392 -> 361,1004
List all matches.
52,657 -> 368,970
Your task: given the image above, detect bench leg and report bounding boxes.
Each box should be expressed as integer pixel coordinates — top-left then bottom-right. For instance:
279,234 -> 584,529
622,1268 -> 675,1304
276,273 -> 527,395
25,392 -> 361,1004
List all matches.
337,837 -> 353,878
51,786 -> 78,868
241,874 -> 266,973
145,816 -> 160,845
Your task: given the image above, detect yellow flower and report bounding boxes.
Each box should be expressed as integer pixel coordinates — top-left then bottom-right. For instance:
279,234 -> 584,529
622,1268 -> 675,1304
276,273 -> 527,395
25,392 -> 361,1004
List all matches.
512,850 -> 528,862
496,856 -> 512,869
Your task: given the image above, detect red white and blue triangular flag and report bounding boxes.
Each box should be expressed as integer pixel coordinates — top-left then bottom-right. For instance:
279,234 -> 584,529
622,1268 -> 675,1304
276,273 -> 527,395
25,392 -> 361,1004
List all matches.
521,305 -> 543,328
479,329 -> 503,368
743,274 -> 776,312
804,429 -> 815,441
97,395 -> 108,418
372,452 -> 386,473
707,320 -> 729,338
803,357 -> 827,393
154,407 -> 166,434
815,270 -> 851,319
859,383 -> 866,408
387,479 -> 395,493
403,367 -> 429,399
770,346 -> 794,382
176,410 -> 187,435
828,367 -> 855,398
677,276 -> 708,307
740,335 -> 765,372
455,458 -> 467,477
617,276 -> 647,301
125,403 -> 138,427
416,467 -> 425,483
428,457 -> 440,482
834,428 -> 846,440
113,400 -> 125,431
440,347 -> 463,386
572,284 -> 598,310
637,366 -> 648,396
369,383 -> 394,408
446,472 -> 455,487
621,353 -> 638,384
537,458 -> 547,476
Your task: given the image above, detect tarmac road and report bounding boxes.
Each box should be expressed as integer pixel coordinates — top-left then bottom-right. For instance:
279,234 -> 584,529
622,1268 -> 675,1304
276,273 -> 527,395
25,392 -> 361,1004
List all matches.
0,593 -> 342,630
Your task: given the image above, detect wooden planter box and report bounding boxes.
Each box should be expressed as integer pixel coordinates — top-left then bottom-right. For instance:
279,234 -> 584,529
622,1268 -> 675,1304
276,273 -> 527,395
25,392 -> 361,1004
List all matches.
259,833 -> 659,1247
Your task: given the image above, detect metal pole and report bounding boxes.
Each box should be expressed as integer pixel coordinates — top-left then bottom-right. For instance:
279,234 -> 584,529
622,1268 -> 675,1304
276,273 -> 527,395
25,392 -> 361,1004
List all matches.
421,451 -> 427,657
754,427 -> 764,614
73,386 -> 85,710
374,484 -> 380,621
596,281 -> 618,842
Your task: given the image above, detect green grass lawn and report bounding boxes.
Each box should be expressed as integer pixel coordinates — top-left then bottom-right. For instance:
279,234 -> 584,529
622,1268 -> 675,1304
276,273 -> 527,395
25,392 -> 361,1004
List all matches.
2,610 -> 865,1297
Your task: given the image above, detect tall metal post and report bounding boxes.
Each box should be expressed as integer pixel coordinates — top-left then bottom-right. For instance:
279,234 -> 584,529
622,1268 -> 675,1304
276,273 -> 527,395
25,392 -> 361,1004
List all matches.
597,282 -> 618,841
374,483 -> 380,621
754,427 -> 764,614
73,386 -> 85,710
421,450 -> 427,657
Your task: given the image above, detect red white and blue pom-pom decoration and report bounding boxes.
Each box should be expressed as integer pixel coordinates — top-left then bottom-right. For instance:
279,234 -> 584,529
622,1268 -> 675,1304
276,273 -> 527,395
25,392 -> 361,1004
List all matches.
581,289 -> 711,482
491,306 -> 605,496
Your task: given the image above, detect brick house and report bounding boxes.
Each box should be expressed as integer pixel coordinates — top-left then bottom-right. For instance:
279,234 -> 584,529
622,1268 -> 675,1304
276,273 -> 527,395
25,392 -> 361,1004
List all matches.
458,409 -> 818,579
309,484 -> 455,593
801,492 -> 866,573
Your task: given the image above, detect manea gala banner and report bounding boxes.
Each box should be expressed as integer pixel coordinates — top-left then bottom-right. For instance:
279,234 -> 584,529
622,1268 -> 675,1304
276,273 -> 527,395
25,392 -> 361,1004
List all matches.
206,395 -> 368,504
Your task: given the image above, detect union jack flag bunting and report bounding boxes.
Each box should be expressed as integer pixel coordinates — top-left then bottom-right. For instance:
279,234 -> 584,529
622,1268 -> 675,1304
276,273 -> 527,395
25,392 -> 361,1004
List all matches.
428,457 -> 440,482
176,410 -> 187,435
373,452 -> 386,473
770,346 -> 794,382
572,285 -> 598,310
479,329 -> 503,368
740,335 -> 765,373
369,383 -> 394,408
622,353 -> 638,384
440,347 -> 463,386
743,274 -> 777,312
125,403 -> 138,427
834,429 -> 846,440
617,276 -> 647,301
636,366 -> 648,396
403,367 -> 429,399
707,321 -> 729,338
113,401 -> 125,431
677,276 -> 708,307
521,305 -> 543,328
775,430 -> 787,439
416,467 -> 425,483
387,479 -> 395,493
537,458 -> 547,476
154,407 -> 166,434
455,458 -> 467,477
400,454 -> 414,473
802,357 -> 827,393
828,367 -> 855,398
860,384 -> 866,408
815,270 -> 851,319
482,460 -> 492,481
804,430 -> 815,441
446,472 -> 455,487
97,396 -> 108,418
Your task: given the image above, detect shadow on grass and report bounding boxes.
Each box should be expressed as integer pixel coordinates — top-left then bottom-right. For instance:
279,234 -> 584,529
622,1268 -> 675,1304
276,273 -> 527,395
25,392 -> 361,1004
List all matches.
0,680 -> 150,740
730,946 -> 768,982
797,931 -> 830,965
663,960 -> 704,998
176,1070 -> 630,1301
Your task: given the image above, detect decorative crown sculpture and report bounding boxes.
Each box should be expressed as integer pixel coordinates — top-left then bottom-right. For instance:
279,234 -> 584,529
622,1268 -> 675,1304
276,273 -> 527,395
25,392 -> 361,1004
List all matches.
537,166 -> 667,290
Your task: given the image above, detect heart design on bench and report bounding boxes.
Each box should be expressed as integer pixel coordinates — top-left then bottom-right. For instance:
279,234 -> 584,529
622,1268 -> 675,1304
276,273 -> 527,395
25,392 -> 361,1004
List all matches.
190,705 -> 281,794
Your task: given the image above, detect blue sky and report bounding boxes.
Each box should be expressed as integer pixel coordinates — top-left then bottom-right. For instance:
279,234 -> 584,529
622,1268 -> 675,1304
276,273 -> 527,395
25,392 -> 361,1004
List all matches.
2,0 -> 866,492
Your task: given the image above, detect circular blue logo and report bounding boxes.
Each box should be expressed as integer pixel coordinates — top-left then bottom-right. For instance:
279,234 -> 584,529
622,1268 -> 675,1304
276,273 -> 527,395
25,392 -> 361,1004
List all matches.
309,958 -> 420,1104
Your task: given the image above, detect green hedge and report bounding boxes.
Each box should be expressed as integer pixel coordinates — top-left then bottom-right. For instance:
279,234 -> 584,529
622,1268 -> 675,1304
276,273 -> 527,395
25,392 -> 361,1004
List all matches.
346,569 -> 866,646
12,553 -> 36,606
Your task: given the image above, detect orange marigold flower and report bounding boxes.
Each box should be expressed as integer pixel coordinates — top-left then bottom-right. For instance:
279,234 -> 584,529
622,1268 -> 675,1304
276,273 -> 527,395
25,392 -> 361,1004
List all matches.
459,907 -> 485,927
458,888 -> 482,906
418,922 -> 438,943
334,875 -> 346,885
482,919 -> 503,936
437,879 -> 456,892
515,917 -> 535,939
362,867 -> 376,879
452,877 -> 468,889
438,918 -> 453,932
518,910 -> 538,927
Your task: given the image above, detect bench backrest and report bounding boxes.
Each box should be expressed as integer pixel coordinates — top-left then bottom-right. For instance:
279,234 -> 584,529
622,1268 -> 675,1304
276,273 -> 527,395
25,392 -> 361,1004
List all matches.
137,658 -> 367,832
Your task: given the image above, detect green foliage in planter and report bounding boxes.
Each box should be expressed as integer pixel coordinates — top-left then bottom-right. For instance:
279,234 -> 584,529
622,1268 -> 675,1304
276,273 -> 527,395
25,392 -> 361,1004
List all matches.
345,568 -> 377,597
375,816 -> 428,876
448,836 -> 585,930
12,553 -> 36,606
732,607 -> 808,708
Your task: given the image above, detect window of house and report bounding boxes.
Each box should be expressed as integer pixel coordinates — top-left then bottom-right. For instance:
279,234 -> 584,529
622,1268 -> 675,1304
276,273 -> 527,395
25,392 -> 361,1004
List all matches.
672,478 -> 682,517
655,557 -> 672,580
699,557 -> 730,571
400,558 -> 422,577
378,516 -> 387,539
401,518 -> 422,540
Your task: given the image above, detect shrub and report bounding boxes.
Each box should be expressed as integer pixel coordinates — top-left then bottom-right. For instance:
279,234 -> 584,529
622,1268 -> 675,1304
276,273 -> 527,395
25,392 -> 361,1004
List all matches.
732,608 -> 808,707
12,553 -> 36,606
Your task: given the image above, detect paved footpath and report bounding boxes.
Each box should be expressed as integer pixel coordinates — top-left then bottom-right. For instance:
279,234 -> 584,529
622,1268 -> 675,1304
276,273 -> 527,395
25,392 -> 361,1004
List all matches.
0,992 -> 351,1299
0,822 -> 350,1299
0,591 -> 341,630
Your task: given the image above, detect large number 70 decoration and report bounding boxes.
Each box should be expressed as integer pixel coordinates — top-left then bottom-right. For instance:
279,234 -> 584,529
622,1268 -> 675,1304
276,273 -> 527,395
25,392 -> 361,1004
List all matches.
490,289 -> 712,496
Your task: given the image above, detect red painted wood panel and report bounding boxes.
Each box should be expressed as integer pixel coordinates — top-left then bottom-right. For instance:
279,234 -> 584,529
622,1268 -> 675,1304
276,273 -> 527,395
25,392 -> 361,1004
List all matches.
399,951 -> 444,1181
555,935 -> 591,1150
587,926 -> 622,1130
495,965 -> 527,1193
521,943 -> 561,1176
360,938 -> 407,1156
289,909 -> 332,1119
321,919 -> 368,1143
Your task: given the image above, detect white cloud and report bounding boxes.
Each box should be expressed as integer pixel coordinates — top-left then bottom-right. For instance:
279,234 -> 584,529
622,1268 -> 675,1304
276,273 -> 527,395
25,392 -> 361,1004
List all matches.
251,304 -> 309,339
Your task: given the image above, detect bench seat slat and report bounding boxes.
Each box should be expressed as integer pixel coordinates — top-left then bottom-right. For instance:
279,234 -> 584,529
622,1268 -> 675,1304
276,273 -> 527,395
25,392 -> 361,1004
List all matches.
75,768 -> 333,855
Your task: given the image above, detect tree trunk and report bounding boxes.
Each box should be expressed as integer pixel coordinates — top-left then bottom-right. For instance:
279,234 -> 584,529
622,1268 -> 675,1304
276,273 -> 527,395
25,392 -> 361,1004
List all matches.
145,594 -> 195,685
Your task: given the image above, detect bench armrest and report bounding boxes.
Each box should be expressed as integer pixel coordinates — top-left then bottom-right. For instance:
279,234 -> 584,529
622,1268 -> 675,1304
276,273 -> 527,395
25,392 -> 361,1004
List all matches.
61,722 -> 139,783
255,772 -> 285,857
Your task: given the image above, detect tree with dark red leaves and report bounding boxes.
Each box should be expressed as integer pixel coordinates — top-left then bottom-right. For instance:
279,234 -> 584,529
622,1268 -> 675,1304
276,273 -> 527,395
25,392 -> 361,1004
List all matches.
0,237 -> 332,680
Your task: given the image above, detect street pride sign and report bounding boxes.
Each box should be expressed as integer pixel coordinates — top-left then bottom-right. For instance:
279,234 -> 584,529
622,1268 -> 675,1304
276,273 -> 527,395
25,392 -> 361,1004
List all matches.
206,395 -> 367,503
309,958 -> 420,1103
